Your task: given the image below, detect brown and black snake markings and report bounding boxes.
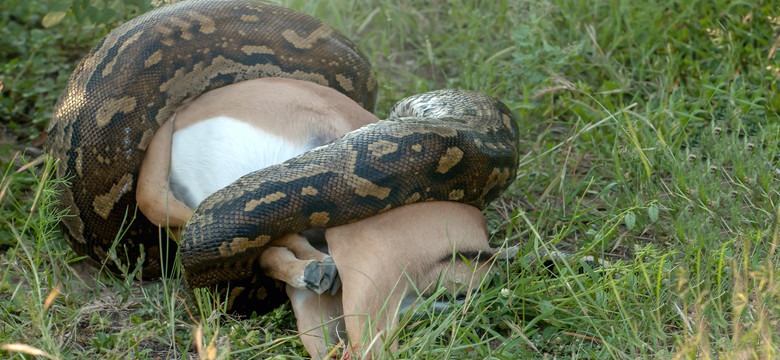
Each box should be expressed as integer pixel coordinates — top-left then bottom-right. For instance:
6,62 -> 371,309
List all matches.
46,0 -> 519,313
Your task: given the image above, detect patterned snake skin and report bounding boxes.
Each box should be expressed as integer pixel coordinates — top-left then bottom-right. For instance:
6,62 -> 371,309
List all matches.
46,0 -> 519,313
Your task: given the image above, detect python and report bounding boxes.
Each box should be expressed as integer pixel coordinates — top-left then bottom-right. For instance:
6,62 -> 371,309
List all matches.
45,0 -> 518,311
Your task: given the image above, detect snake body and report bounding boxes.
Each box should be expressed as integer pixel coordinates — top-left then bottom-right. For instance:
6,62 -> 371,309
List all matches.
47,0 -> 519,313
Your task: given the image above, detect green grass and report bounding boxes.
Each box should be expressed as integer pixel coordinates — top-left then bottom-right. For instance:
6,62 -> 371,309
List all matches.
2,0 -> 780,358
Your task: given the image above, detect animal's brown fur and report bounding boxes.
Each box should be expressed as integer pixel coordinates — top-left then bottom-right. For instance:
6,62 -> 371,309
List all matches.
288,201 -> 493,359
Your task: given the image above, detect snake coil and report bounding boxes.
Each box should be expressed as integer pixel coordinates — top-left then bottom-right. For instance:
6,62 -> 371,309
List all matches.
46,0 -> 518,313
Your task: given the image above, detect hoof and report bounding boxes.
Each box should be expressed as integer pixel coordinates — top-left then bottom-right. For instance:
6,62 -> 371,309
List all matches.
303,257 -> 339,294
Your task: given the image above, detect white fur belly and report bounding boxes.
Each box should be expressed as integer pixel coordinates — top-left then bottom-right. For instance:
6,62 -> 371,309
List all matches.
169,116 -> 311,208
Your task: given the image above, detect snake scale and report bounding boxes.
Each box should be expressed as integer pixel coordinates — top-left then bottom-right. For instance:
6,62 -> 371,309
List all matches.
46,0 -> 519,313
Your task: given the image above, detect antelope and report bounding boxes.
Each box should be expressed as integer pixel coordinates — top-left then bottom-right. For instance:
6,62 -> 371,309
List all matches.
136,77 -> 496,358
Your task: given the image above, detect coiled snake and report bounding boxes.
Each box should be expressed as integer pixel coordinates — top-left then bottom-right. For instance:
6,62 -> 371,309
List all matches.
46,0 -> 519,313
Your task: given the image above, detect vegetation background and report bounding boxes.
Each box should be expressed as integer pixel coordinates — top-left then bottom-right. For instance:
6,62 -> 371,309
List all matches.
1,0 -> 779,358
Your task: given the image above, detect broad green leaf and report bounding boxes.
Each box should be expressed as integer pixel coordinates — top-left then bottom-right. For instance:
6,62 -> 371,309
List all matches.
648,204 -> 659,223
624,211 -> 636,230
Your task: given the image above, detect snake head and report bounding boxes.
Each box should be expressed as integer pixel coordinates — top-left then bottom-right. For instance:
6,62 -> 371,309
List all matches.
388,89 -> 517,134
